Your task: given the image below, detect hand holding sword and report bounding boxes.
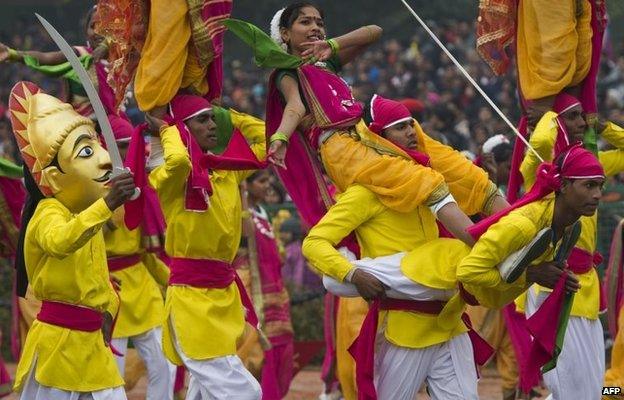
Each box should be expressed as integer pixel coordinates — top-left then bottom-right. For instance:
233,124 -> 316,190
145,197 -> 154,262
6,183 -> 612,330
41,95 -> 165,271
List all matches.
35,13 -> 140,201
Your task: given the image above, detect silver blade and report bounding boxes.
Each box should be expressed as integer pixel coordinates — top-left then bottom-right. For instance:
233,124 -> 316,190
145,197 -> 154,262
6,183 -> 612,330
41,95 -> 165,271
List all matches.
35,13 -> 124,175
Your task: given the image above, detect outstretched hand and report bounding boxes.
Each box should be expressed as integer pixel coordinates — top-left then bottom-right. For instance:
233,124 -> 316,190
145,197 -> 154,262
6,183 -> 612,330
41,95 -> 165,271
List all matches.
301,40 -> 332,63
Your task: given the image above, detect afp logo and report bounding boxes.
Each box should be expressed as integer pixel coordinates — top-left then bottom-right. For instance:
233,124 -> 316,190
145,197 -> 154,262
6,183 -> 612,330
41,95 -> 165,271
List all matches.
603,387 -> 622,395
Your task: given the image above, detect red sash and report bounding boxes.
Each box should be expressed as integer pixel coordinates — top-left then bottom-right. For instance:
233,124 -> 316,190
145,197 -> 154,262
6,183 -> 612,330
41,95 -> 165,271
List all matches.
107,254 -> 141,272
169,257 -> 259,328
37,301 -> 103,331
567,247 -> 603,275
567,247 -> 606,312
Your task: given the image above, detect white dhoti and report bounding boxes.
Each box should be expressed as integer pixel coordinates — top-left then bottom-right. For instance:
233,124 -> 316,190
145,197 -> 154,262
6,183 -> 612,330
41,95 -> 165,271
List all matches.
375,333 -> 478,400
110,326 -> 176,400
170,319 -> 261,400
323,252 -> 456,301
526,288 -> 605,400
20,361 -> 127,400
326,252 -> 477,399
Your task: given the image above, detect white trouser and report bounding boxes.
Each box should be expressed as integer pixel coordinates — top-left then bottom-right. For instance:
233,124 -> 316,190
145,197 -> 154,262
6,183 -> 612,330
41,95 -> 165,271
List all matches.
526,288 -> 605,400
170,318 -> 261,400
20,360 -> 127,400
323,252 -> 456,301
110,327 -> 176,400
375,333 -> 478,400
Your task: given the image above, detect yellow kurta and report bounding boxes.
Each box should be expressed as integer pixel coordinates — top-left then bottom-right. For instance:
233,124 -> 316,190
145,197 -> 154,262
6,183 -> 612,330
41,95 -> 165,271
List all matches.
149,120 -> 265,364
516,0 -> 592,100
521,114 -> 624,319
104,220 -> 168,339
302,184 -> 469,400
14,198 -> 122,392
302,184 -> 468,349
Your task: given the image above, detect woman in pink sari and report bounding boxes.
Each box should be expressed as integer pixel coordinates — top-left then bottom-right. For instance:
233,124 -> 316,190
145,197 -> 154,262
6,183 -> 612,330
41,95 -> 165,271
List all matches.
224,4 -> 483,245
243,170 -> 294,399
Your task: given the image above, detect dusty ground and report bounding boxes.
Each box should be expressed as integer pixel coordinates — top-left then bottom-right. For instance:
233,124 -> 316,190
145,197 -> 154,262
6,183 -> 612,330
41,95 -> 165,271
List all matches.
4,363 -> 549,399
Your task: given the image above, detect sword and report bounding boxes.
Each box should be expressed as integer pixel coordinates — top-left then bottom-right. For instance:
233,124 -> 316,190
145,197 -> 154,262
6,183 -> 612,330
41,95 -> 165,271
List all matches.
36,13 -> 139,198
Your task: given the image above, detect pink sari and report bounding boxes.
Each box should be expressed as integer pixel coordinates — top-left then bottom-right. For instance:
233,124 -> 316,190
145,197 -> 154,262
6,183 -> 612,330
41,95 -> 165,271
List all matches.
251,209 -> 294,399
265,64 -> 362,228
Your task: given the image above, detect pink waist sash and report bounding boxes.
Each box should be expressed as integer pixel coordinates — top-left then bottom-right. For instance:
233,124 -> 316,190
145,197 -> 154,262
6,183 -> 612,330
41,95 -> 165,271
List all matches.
37,300 -> 102,331
107,254 -> 141,272
348,297 -> 494,400
169,257 -> 259,328
567,247 -> 603,275
567,247 -> 607,312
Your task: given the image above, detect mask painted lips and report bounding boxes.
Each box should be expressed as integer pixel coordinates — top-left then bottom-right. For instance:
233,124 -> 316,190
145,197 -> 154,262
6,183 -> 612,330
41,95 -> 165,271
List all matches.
93,170 -> 112,183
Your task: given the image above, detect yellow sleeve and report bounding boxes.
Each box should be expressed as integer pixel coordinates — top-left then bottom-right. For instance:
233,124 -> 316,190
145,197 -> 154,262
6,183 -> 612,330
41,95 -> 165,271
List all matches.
302,185 -> 382,281
456,212 -> 534,289
599,122 -> 624,177
520,111 -> 558,190
229,109 -> 267,182
142,252 -> 171,287
419,122 -> 496,215
600,121 -> 624,149
148,125 -> 192,194
33,198 -> 112,259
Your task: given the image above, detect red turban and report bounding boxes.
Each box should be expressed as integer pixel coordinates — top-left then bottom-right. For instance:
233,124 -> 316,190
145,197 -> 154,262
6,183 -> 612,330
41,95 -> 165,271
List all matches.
468,144 -> 603,240
368,94 -> 412,134
169,94 -> 212,123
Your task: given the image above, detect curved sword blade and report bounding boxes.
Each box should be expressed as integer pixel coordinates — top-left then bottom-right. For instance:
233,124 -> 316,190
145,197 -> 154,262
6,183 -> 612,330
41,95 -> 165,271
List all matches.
35,13 -> 124,174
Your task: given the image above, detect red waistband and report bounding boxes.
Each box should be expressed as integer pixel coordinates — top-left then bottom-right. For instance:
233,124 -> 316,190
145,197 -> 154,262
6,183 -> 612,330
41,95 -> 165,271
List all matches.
169,257 -> 235,288
107,254 -> 142,272
169,257 -> 259,328
379,298 -> 446,314
37,301 -> 103,332
567,247 -> 603,275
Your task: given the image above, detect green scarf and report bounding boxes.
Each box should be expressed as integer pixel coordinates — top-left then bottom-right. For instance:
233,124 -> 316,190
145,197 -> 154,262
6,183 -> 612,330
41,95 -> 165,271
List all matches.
22,54 -> 93,81
22,54 -> 93,95
212,105 -> 235,155
222,18 -> 302,69
0,158 -> 23,179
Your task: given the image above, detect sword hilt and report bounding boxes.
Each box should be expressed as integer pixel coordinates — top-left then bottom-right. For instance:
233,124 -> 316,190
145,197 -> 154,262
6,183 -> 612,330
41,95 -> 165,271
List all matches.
112,166 -> 141,201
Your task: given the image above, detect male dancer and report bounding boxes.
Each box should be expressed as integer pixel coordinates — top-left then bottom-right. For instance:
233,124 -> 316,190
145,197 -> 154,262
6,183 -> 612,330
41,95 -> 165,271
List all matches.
9,81 -> 135,399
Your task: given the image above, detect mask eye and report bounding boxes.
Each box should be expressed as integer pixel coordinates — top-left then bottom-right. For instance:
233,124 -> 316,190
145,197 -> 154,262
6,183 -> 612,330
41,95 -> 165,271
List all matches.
78,146 -> 94,158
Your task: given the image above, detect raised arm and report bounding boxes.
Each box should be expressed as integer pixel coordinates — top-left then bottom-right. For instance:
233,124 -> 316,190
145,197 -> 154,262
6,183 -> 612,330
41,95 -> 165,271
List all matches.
0,41 -> 77,65
146,115 -> 192,195
520,111 -> 558,190
302,25 -> 382,66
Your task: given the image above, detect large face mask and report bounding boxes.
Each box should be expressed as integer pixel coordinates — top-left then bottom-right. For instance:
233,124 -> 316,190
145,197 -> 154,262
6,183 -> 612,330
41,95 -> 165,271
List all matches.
46,125 -> 112,213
